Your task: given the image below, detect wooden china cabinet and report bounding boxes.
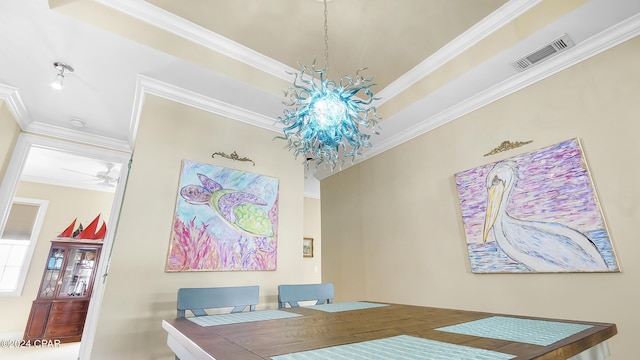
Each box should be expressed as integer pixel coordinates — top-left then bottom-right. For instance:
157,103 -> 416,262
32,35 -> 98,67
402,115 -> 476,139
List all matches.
23,239 -> 102,343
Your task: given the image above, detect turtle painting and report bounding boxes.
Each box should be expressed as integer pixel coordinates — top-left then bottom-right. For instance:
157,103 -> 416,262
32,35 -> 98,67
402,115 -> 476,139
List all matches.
180,173 -> 274,238
166,160 -> 279,272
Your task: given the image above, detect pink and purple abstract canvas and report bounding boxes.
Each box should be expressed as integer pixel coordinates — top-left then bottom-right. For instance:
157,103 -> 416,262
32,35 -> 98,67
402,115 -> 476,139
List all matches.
455,138 -> 619,273
166,160 -> 279,272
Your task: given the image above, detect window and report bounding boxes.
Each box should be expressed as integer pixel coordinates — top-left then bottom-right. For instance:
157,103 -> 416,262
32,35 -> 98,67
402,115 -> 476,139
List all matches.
0,197 -> 48,296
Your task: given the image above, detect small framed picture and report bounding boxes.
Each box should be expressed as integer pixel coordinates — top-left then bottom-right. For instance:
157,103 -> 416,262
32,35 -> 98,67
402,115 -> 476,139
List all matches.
303,238 -> 314,258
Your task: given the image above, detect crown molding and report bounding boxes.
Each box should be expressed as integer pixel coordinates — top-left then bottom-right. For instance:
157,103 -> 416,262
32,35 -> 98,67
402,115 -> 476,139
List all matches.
130,75 -> 281,144
304,187 -> 321,200
376,0 -> 542,104
25,121 -> 132,152
96,0 -> 297,83
98,0 -> 540,104
9,1 -> 638,184
1,83 -> 131,152
137,75 -> 280,131
20,174 -> 116,193
0,83 -> 32,129
126,12 -> 640,181
315,13 -> 640,180
132,75 -> 322,198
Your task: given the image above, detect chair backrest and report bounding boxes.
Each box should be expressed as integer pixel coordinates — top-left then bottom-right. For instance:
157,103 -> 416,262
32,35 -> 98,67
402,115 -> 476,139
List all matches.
277,283 -> 334,308
177,285 -> 259,318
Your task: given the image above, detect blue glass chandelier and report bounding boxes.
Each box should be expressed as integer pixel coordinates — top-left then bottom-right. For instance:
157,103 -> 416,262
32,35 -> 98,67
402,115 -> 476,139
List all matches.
276,0 -> 381,171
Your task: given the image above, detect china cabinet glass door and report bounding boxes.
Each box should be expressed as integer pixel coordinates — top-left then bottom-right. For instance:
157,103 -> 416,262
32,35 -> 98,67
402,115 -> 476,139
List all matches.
39,246 -> 65,298
59,247 -> 98,298
38,245 -> 99,298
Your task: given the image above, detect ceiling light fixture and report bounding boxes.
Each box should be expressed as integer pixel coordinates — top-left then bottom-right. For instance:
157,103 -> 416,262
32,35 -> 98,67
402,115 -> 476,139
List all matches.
50,62 -> 74,90
276,0 -> 381,171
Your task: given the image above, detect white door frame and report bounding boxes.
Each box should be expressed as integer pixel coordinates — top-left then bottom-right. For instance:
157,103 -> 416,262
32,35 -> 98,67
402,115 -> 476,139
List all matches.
0,133 -> 130,359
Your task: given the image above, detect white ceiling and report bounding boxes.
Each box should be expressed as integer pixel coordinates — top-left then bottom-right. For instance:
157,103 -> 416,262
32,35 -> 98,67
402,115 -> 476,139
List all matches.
1,0 -> 639,196
21,147 -> 122,192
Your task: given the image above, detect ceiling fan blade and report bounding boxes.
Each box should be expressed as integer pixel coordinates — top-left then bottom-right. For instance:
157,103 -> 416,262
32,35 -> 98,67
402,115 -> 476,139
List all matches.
62,168 -> 98,177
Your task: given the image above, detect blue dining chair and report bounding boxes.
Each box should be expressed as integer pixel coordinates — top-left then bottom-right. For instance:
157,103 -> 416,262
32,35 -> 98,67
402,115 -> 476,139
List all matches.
176,285 -> 259,318
277,283 -> 334,308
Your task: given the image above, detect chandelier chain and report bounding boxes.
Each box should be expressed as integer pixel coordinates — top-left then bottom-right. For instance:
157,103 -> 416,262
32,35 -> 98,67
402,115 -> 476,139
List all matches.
323,0 -> 330,76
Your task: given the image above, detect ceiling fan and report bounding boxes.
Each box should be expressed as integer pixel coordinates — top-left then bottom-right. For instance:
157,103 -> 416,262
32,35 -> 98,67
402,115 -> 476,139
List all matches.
63,162 -> 119,186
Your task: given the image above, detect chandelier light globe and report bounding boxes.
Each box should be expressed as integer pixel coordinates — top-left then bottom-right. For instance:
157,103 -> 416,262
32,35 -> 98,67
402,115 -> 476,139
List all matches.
276,62 -> 381,171
275,0 -> 381,171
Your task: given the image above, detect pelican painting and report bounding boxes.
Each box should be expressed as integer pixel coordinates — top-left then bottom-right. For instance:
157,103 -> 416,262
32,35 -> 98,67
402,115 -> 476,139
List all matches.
455,139 -> 619,273
166,160 -> 279,272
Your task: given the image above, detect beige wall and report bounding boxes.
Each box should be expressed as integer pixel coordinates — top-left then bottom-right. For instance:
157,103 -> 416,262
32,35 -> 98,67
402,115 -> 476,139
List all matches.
303,197 -> 322,283
89,95 -> 305,359
0,103 -> 21,179
0,181 -> 114,333
322,36 -> 640,360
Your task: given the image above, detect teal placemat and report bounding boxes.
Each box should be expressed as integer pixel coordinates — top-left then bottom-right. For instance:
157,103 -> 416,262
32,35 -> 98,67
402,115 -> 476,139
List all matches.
435,316 -> 593,346
307,301 -> 388,312
187,310 -> 302,327
271,335 -> 515,360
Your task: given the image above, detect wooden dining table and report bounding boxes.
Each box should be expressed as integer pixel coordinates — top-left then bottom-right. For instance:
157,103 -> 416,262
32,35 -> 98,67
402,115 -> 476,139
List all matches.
161,302 -> 617,360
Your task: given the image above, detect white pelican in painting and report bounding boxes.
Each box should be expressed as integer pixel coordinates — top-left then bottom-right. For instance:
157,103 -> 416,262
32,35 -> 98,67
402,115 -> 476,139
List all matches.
482,160 -> 608,272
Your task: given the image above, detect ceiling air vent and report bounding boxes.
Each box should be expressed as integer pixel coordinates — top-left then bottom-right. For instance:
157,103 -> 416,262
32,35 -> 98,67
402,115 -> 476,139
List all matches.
510,34 -> 575,72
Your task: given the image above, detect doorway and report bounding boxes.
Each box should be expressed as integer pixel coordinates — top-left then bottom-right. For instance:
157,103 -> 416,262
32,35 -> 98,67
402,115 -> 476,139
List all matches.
0,133 -> 130,359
